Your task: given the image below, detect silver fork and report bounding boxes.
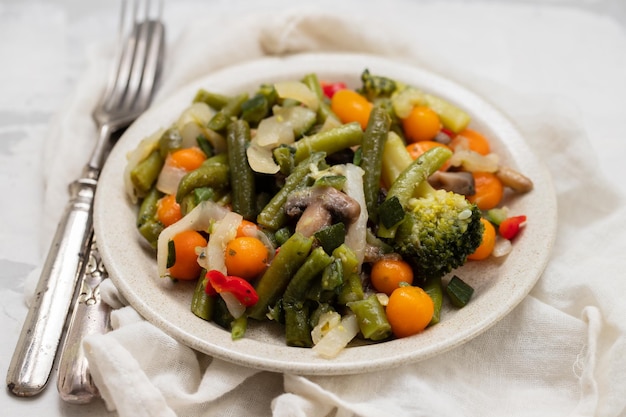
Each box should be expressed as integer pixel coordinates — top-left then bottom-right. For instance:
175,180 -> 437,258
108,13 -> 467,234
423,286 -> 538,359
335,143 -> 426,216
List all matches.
6,0 -> 165,397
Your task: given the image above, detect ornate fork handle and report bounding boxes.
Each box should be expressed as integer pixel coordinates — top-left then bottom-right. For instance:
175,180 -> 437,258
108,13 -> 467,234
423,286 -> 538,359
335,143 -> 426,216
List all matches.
57,231 -> 111,403
6,173 -> 98,396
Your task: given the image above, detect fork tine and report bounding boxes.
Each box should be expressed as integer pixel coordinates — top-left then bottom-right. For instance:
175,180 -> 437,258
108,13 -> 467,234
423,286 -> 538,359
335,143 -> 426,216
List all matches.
122,22 -> 149,110
102,0 -> 139,112
122,0 -> 164,111
134,20 -> 165,110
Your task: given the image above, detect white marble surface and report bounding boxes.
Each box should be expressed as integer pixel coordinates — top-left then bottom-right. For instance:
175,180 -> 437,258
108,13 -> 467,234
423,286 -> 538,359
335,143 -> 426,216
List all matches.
1,0 -> 625,416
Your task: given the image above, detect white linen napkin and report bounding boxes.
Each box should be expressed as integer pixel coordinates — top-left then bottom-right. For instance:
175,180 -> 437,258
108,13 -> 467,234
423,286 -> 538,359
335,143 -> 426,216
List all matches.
36,4 -> 626,417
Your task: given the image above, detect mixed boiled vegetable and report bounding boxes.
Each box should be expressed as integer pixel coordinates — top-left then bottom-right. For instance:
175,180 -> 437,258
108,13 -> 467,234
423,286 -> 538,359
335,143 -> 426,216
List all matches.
124,69 -> 533,358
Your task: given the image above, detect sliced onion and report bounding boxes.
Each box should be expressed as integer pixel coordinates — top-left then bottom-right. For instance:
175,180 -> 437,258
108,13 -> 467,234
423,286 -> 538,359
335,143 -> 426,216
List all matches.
206,211 -> 243,274
342,163 -> 368,270
179,122 -> 205,148
255,115 -> 295,147
449,149 -> 500,173
123,128 -> 163,204
155,159 -> 187,195
196,246 -> 210,271
156,201 -> 230,278
450,135 -> 470,151
203,128 -> 227,154
492,236 -> 513,257
220,291 -> 246,319
176,102 -> 226,152
274,81 -> 319,111
179,121 -> 227,153
311,311 -> 341,345
176,102 -> 214,129
246,141 -> 280,174
375,293 -> 389,307
312,313 -> 359,359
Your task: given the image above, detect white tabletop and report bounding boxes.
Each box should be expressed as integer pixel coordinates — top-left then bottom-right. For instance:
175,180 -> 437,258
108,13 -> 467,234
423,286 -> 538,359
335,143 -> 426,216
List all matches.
1,0 -> 625,416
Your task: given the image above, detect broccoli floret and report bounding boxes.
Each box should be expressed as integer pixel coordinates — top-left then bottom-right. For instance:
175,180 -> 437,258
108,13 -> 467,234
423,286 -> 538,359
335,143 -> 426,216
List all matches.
359,69 -> 397,101
381,147 -> 484,281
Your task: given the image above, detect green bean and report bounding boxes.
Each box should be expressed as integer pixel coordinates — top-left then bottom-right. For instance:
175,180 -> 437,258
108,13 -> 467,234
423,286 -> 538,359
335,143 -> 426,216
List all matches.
372,97 -> 403,139
130,150 -> 164,198
305,279 -> 336,304
175,154 -> 230,204
203,152 -> 229,166
321,257 -> 343,291
193,89 -> 230,110
136,187 -> 163,248
247,232 -> 314,320
386,146 -> 452,208
207,93 -> 249,132
180,187 -> 217,216
332,244 -> 359,278
352,146 -> 362,166
301,73 -> 335,124
284,303 -> 312,347
227,120 -> 257,221
257,152 -> 326,230
230,315 -> 248,340
293,122 -> 363,164
159,127 -> 182,158
338,272 -> 364,305
273,145 -> 295,176
423,276 -> 443,326
283,247 -> 333,305
137,186 -> 161,227
360,106 -> 391,223
190,276 -> 214,321
347,294 -> 392,341
273,227 -> 293,246
333,244 -> 364,304
137,220 -> 163,249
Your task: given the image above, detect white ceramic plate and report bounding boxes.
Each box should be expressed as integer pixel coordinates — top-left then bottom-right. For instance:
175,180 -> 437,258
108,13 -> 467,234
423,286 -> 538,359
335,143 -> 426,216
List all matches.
94,53 -> 557,375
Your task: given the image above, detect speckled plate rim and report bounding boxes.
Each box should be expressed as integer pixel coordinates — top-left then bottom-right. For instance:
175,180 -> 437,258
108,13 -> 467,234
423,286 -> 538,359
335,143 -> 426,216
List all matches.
94,53 -> 557,375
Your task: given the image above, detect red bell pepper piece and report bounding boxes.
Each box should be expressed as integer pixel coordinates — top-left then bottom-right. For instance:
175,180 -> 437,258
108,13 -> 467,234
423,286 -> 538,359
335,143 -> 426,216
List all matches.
440,127 -> 456,139
204,277 -> 217,296
320,81 -> 347,99
206,270 -> 259,307
498,215 -> 527,240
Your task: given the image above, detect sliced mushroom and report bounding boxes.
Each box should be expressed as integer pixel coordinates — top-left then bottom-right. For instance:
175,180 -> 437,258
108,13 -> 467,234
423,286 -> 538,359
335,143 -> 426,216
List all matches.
496,165 -> 534,193
428,171 -> 476,196
285,186 -> 361,237
284,188 -> 314,218
317,186 -> 361,221
295,201 -> 333,237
